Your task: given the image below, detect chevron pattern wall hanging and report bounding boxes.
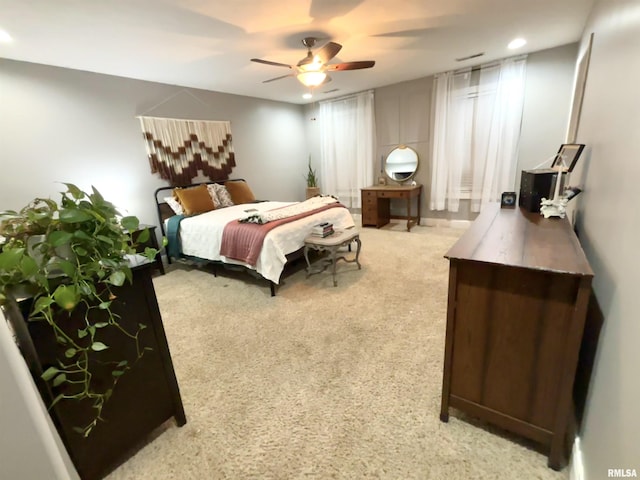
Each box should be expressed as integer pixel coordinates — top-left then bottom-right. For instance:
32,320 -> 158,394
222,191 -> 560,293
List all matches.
139,117 -> 235,185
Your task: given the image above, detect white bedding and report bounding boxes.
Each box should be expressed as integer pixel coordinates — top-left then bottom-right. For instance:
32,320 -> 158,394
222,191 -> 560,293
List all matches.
175,201 -> 355,284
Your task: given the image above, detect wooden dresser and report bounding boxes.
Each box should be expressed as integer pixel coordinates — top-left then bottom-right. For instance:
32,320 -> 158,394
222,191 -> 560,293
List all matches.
360,184 -> 422,231
439,203 -> 593,470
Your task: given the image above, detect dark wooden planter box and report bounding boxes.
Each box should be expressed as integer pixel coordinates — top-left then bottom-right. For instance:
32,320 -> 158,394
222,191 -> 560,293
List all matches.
3,262 -> 186,480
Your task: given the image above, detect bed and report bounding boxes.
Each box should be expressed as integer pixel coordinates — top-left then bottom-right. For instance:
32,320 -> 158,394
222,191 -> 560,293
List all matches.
154,180 -> 356,295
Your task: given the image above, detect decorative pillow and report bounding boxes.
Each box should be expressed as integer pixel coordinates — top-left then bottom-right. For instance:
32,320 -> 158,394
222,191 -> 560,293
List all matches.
211,183 -> 234,208
225,180 -> 256,205
206,184 -> 222,208
164,196 -> 184,215
173,185 -> 216,215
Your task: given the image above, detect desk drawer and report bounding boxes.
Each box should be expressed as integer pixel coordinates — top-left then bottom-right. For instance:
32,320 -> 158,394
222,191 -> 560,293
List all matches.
362,190 -> 376,199
362,208 -> 377,225
362,203 -> 377,214
378,190 -> 408,199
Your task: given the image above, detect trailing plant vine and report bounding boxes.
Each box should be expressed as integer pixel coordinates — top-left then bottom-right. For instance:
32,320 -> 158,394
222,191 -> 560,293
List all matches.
0,184 -> 158,437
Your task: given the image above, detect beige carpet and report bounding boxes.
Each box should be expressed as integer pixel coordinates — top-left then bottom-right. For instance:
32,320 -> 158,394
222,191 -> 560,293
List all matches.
107,223 -> 569,480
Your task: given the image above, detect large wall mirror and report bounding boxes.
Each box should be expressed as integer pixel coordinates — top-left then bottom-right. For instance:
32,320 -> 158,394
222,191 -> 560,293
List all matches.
384,145 -> 419,182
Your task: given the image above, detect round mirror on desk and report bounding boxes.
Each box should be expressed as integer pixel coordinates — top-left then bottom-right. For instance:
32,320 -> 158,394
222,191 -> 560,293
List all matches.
384,145 -> 419,183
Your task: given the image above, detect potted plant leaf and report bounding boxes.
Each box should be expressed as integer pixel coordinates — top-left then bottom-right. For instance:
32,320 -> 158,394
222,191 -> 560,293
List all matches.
305,157 -> 320,199
0,183 -> 187,479
0,184 -> 161,436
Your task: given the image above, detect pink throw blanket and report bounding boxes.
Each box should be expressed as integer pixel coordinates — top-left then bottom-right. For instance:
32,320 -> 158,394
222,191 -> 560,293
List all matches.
220,203 -> 344,266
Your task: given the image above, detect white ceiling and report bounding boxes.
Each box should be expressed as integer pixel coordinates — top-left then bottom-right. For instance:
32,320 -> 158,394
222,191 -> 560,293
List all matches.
0,0 -> 595,105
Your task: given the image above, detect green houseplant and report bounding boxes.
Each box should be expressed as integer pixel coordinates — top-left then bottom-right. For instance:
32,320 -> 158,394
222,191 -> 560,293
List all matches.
305,158 -> 318,188
305,157 -> 320,199
0,183 -> 158,437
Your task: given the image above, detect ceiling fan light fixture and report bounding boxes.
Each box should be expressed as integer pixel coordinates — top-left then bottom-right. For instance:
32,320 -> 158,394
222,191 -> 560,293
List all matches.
297,70 -> 327,87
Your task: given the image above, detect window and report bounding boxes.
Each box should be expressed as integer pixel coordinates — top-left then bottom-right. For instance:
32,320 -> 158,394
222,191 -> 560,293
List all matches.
430,56 -> 527,213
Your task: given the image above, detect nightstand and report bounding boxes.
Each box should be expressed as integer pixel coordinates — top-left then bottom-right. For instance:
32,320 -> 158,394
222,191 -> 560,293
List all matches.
129,224 -> 165,275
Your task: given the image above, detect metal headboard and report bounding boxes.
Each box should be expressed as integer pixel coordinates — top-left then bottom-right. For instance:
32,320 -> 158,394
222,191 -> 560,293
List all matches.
153,179 -> 246,238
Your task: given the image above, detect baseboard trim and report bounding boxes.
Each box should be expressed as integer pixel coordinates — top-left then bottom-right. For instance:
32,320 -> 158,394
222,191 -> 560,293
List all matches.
421,218 -> 472,229
348,212 -> 472,230
570,437 -> 585,480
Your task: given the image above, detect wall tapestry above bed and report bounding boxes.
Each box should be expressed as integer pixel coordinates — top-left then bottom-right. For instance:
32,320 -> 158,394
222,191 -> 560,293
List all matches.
139,117 -> 235,185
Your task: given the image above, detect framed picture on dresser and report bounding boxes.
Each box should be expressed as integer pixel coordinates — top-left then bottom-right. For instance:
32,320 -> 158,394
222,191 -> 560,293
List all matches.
551,143 -> 585,172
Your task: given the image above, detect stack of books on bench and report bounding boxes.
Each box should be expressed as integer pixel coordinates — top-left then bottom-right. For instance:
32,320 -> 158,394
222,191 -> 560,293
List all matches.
311,222 -> 334,237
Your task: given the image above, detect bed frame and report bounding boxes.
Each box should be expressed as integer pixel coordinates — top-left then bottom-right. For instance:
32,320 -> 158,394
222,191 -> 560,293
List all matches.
153,180 -> 305,296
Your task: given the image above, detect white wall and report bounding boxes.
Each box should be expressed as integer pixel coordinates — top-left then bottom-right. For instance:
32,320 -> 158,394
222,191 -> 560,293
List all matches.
0,59 -> 308,229
0,309 -> 79,479
569,0 -> 640,477
517,43 -> 579,177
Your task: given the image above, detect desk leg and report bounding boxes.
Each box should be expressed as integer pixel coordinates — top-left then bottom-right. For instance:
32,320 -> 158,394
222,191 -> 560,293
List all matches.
417,191 -> 421,225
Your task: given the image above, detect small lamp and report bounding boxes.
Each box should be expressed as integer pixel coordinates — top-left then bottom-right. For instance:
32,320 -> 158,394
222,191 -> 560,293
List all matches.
540,144 -> 585,218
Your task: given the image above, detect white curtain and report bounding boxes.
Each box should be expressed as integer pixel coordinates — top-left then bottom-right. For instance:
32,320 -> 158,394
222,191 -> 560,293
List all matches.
430,69 -> 472,212
430,56 -> 527,213
319,91 -> 375,209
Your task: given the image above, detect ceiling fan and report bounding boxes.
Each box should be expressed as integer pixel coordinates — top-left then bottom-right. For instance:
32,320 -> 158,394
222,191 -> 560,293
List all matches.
251,37 -> 375,88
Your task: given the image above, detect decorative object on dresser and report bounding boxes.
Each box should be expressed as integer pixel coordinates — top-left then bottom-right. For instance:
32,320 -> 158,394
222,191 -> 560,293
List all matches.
519,143 -> 585,214
439,203 -> 593,470
540,143 -> 586,219
519,168 -> 561,213
360,184 -> 422,231
500,191 -> 517,208
303,228 -> 361,287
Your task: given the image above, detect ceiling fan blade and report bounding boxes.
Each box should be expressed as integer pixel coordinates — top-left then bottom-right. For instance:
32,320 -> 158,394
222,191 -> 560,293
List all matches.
315,41 -> 342,64
251,58 -> 293,69
326,60 -> 375,71
320,75 -> 332,85
297,51 -> 314,67
263,73 -> 295,83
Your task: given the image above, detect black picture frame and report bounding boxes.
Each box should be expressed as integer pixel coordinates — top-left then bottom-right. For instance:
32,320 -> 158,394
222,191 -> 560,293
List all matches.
551,143 -> 585,172
501,192 -> 517,208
